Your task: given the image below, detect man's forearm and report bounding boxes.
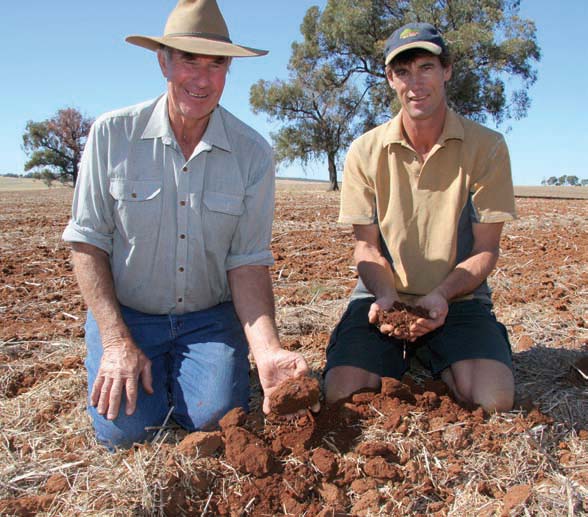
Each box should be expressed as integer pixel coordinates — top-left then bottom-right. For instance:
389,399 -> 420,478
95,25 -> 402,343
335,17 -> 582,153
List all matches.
229,265 -> 311,413
432,222 -> 503,302
354,242 -> 399,301
71,242 -> 131,342
227,265 -> 282,358
433,250 -> 499,302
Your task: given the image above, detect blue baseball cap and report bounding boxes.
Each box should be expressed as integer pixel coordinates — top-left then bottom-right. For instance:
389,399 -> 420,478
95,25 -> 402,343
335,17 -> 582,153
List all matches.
384,22 -> 447,65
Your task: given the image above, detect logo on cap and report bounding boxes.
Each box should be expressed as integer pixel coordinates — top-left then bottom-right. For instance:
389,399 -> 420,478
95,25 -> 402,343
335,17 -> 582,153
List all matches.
400,28 -> 419,39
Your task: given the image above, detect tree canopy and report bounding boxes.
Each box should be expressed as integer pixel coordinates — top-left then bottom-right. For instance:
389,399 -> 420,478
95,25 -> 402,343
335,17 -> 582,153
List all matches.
250,0 -> 540,188
251,7 -> 370,190
22,108 -> 93,185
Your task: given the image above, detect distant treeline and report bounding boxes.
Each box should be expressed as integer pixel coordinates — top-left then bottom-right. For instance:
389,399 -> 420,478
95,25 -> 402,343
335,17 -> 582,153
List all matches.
541,175 -> 588,187
0,171 -> 71,187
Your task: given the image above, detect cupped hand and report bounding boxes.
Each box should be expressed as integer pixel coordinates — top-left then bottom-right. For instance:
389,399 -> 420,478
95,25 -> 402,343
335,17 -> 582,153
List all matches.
369,296 -> 405,337
257,348 -> 319,415
409,290 -> 449,340
90,337 -> 153,420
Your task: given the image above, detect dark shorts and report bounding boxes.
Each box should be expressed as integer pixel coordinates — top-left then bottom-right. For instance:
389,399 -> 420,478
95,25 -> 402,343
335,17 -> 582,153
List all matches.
325,297 -> 512,379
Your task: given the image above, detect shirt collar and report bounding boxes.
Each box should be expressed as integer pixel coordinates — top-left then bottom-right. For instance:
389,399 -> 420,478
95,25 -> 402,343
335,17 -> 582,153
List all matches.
141,95 -> 174,145
382,107 -> 464,148
200,105 -> 232,152
141,94 -> 232,152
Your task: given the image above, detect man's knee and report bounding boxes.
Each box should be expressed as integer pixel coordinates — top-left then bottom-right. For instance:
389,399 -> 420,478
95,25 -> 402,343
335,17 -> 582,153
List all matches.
174,398 -> 249,431
89,408 -> 159,450
448,359 -> 514,412
324,365 -> 381,404
475,389 -> 514,413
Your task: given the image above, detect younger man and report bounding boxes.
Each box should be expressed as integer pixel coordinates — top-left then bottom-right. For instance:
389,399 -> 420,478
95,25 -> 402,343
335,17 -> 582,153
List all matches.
325,23 -> 517,412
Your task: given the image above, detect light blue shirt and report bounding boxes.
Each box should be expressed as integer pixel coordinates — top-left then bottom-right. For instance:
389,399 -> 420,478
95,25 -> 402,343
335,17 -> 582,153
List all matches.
63,95 -> 275,315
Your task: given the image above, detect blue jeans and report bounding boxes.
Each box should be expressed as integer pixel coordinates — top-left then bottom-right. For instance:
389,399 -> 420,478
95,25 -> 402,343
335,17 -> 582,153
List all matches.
85,302 -> 250,449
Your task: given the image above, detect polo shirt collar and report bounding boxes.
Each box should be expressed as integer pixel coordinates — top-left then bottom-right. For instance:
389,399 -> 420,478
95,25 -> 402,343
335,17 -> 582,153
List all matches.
439,109 -> 464,143
382,107 -> 464,148
141,94 -> 232,152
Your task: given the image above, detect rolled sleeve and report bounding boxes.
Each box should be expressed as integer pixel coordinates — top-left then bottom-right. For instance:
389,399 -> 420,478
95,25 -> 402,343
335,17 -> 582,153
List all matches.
339,140 -> 377,225
471,137 -> 517,223
226,145 -> 275,271
62,121 -> 115,254
62,221 -> 113,254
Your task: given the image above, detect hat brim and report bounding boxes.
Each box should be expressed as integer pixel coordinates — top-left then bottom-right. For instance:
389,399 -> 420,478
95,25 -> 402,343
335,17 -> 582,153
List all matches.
384,42 -> 441,65
126,35 -> 268,57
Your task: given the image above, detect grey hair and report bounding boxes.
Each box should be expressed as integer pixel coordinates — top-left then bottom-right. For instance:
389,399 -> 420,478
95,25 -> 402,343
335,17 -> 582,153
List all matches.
158,45 -> 232,69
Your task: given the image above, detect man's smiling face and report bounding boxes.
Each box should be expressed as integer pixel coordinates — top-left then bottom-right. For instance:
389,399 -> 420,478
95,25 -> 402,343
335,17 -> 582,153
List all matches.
386,54 -> 452,122
158,49 -> 229,129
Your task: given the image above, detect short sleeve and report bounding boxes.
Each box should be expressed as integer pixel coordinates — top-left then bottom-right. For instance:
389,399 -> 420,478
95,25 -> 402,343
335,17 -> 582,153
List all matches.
338,140 -> 377,225
62,120 -> 115,254
471,136 -> 517,223
225,143 -> 275,270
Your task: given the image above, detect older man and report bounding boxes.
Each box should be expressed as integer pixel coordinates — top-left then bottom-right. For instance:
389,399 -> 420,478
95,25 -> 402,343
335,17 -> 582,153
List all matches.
325,23 -> 517,412
63,0 -> 310,449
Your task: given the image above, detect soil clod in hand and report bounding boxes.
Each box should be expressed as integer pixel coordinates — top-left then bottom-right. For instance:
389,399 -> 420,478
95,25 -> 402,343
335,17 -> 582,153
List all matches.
268,375 -> 321,415
376,301 -> 430,338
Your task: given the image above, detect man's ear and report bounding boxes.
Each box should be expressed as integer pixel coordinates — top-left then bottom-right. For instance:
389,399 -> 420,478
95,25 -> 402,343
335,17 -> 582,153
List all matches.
443,63 -> 452,83
157,49 -> 168,79
385,67 -> 395,90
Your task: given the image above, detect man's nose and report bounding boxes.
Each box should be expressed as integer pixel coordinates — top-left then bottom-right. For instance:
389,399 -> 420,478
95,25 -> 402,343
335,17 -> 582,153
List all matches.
193,68 -> 211,87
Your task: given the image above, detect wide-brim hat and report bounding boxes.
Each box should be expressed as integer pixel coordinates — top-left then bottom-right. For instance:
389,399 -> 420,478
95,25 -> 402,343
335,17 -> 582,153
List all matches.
384,22 -> 446,65
126,0 -> 268,58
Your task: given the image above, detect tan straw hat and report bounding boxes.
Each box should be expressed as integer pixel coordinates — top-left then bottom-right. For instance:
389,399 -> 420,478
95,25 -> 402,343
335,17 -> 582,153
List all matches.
125,0 -> 268,58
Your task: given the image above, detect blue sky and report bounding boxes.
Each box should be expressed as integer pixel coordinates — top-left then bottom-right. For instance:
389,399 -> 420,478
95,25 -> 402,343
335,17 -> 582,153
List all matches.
2,0 -> 587,185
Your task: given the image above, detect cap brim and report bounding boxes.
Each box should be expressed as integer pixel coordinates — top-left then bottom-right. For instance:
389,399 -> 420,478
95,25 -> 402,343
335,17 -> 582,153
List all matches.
126,35 -> 268,57
384,42 -> 441,65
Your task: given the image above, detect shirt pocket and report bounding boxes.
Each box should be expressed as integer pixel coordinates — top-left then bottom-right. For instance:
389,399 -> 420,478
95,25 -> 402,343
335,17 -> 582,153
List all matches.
109,179 -> 162,241
201,191 -> 244,251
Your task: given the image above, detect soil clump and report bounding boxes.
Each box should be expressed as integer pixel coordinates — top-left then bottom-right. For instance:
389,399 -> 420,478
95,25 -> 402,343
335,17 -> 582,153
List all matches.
268,375 -> 321,414
376,301 -> 430,339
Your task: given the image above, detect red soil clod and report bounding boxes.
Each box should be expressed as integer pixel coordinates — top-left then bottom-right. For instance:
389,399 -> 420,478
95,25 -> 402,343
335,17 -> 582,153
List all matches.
376,301 -> 431,339
176,431 -> 223,458
267,375 -> 321,415
218,406 -> 247,431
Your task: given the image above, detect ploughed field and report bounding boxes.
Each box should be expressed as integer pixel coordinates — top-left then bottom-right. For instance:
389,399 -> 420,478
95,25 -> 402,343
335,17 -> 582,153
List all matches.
0,184 -> 586,516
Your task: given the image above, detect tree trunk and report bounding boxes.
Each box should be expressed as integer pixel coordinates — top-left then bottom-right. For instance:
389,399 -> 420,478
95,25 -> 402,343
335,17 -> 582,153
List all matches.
327,152 -> 339,191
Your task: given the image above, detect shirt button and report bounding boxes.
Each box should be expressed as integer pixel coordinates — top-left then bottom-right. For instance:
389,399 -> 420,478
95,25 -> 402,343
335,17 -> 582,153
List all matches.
178,267 -> 184,272
179,200 -> 186,207
179,234 -> 186,239
177,297 -> 183,303
182,166 -> 188,172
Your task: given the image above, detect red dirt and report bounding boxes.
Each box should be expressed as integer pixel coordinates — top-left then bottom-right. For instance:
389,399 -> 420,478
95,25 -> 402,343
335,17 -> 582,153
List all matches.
268,375 -> 321,414
44,473 -> 69,494
0,495 -> 56,516
376,301 -> 430,339
501,484 -> 532,515
164,377 -> 556,515
176,431 -> 223,457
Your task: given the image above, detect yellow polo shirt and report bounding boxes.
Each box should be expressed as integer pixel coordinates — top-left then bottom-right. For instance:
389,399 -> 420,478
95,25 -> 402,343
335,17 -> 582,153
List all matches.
339,108 -> 517,299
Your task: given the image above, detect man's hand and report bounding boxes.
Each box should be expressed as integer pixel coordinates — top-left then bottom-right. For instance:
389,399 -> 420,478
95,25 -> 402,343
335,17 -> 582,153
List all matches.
368,295 -> 400,336
256,348 -> 316,414
90,338 -> 153,420
409,290 -> 449,340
